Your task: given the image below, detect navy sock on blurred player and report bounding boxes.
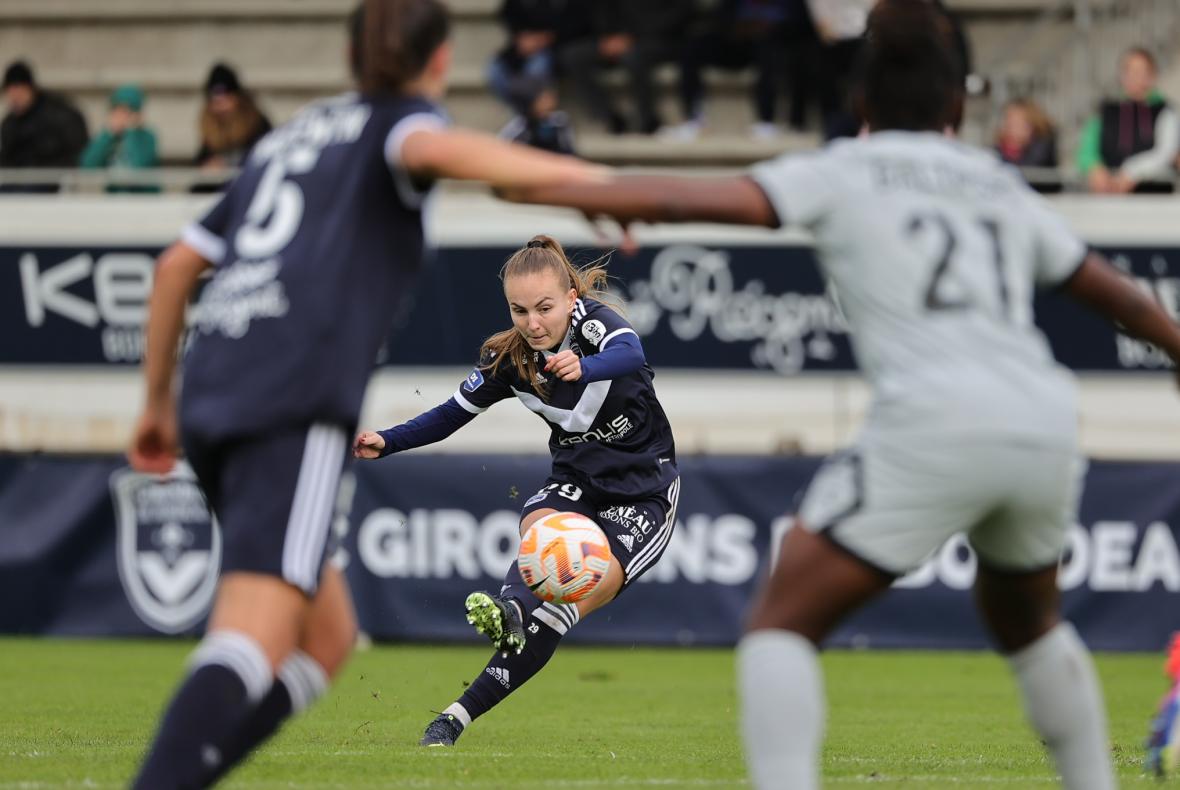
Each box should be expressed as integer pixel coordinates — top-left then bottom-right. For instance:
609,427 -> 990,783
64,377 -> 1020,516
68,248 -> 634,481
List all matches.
125,0 -> 608,782
132,631 -> 272,788
203,650 -> 329,785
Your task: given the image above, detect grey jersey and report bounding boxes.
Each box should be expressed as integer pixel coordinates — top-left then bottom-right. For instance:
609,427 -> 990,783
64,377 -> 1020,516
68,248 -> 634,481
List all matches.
752,132 -> 1086,445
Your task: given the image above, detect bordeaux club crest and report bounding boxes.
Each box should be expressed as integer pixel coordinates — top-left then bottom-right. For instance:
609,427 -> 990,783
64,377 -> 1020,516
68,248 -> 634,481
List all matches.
111,462 -> 221,634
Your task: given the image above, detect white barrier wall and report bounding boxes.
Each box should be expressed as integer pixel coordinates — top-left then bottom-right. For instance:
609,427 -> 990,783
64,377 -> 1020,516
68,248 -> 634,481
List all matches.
2,192 -> 1179,458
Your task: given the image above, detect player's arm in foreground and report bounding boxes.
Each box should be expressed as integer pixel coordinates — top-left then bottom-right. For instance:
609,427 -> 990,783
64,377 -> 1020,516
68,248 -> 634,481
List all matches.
127,242 -> 212,473
400,127 -> 610,191
497,173 -> 781,229
1064,252 -> 1180,378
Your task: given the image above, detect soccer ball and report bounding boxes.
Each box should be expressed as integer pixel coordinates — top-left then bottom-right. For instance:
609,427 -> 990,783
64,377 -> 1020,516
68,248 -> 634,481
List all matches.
518,511 -> 613,604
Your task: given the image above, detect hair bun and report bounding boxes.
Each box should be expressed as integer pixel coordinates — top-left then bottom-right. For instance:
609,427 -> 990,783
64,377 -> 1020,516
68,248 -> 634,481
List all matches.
526,239 -> 547,249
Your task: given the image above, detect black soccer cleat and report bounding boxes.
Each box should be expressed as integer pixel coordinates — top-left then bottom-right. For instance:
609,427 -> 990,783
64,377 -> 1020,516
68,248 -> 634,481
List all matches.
464,591 -> 526,656
419,712 -> 464,747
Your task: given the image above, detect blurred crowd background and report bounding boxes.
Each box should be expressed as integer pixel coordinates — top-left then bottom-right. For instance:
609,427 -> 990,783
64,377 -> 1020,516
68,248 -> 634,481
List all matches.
1,0 -> 1178,194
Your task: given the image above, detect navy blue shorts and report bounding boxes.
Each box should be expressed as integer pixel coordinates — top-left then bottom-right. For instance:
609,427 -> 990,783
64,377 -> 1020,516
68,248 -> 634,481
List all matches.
519,476 -> 681,589
183,422 -> 351,596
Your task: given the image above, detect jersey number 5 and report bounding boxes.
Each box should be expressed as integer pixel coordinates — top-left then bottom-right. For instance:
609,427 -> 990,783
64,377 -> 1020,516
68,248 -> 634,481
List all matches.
235,146 -> 320,260
907,212 -> 1009,317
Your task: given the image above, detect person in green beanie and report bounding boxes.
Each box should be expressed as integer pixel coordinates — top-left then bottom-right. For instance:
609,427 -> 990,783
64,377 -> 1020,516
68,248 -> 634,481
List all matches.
80,83 -> 159,180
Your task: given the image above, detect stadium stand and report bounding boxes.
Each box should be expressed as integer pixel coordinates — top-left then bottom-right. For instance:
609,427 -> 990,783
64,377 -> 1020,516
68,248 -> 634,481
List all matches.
3,0 -> 1175,169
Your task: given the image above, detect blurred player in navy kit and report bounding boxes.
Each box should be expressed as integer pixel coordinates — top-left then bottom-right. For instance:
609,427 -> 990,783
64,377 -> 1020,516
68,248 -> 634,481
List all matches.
124,1 -> 609,786
354,234 -> 679,746
496,2 -> 1180,787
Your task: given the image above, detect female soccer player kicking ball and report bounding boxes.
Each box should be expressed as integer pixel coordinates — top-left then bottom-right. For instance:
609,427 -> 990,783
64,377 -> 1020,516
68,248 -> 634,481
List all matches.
124,1 -> 612,787
498,3 -> 1180,787
354,235 -> 680,746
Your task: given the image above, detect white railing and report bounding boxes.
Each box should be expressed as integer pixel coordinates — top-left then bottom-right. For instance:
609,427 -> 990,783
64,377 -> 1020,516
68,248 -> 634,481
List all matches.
0,166 -> 1174,197
0,167 -> 235,194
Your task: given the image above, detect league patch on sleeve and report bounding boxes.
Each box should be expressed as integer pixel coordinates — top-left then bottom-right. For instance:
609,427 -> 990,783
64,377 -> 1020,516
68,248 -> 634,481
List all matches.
463,369 -> 485,392
581,319 -> 607,346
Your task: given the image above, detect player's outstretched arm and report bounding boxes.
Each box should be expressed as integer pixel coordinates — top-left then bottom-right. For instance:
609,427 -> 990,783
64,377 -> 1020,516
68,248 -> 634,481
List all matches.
400,128 -> 608,191
128,242 -> 211,473
1065,252 -> 1180,376
499,174 -> 780,229
353,397 -> 478,460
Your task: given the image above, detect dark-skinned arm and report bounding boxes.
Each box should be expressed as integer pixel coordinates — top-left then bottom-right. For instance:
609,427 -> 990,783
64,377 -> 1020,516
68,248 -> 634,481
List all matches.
1064,252 -> 1180,377
499,174 -> 781,228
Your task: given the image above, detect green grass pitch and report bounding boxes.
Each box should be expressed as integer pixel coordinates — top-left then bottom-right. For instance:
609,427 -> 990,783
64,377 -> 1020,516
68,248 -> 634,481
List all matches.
0,638 -> 1167,788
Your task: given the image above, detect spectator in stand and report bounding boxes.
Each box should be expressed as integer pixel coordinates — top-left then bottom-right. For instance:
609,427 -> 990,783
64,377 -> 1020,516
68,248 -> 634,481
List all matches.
1078,47 -> 1180,194
498,73 -> 577,155
0,60 -> 88,191
995,99 -> 1058,168
80,84 -> 159,187
806,0 -> 875,140
559,0 -> 695,135
487,0 -> 585,111
195,63 -> 272,174
662,0 -> 804,142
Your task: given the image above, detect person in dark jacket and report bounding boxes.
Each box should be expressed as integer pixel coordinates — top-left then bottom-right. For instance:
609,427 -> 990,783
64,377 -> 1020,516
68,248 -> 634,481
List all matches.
497,72 -> 577,155
195,63 -> 272,171
995,98 -> 1057,168
559,0 -> 695,134
663,0 -> 803,141
1078,47 -> 1179,194
0,60 -> 88,191
487,0 -> 587,112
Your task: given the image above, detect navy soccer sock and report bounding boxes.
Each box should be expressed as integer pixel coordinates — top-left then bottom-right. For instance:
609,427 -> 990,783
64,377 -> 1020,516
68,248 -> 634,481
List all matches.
454,600 -> 579,723
204,650 -> 328,784
131,631 -> 273,790
499,561 -> 544,620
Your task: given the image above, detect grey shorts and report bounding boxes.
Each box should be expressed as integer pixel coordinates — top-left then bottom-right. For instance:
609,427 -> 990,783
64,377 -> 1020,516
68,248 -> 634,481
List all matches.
797,434 -> 1086,576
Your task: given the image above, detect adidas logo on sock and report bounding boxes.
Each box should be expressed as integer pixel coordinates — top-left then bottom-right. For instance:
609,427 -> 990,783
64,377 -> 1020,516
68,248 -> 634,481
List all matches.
618,533 -> 635,552
486,666 -> 511,689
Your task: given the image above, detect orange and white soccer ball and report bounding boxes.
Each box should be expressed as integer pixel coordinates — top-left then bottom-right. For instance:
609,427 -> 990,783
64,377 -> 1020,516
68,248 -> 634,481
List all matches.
518,512 -> 613,604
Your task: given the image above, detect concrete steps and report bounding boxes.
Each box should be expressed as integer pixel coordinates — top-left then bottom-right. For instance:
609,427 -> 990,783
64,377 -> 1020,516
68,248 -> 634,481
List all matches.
0,0 -> 1110,165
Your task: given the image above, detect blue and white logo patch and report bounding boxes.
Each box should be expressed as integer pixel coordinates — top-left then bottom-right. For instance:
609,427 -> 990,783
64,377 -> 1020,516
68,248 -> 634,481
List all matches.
463,369 -> 485,392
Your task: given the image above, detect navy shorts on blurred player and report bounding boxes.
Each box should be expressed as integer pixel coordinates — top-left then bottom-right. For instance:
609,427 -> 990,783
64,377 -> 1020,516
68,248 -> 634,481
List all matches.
184,422 -> 351,596
520,476 -> 680,591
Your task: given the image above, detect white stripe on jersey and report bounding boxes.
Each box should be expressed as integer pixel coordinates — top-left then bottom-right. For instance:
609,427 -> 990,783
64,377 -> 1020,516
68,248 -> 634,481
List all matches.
511,380 -> 610,432
282,423 -> 346,592
384,112 -> 447,167
600,327 -> 637,351
453,389 -> 487,414
181,222 -> 226,264
385,112 -> 447,209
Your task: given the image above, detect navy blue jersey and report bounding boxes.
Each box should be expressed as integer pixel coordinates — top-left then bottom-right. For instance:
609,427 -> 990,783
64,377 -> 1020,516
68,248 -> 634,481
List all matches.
455,298 -> 678,500
177,93 -> 447,439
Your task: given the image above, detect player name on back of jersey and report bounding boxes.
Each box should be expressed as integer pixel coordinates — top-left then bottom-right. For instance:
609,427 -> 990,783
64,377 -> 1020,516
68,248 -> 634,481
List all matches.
249,100 -> 372,166
870,156 -> 1012,200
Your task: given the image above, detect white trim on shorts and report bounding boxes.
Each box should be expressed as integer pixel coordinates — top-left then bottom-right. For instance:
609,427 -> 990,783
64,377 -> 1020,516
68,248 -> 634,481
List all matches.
282,423 -> 347,593
624,477 -> 680,579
